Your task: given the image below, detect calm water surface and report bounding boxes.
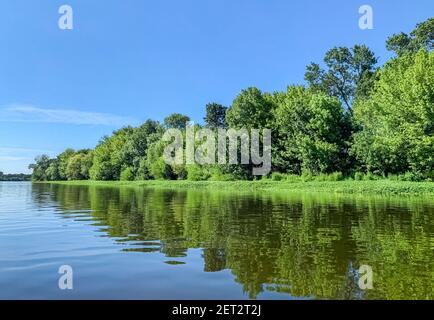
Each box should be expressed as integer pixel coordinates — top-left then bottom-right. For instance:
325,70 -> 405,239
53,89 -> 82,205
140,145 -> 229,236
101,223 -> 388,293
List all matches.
0,182 -> 433,299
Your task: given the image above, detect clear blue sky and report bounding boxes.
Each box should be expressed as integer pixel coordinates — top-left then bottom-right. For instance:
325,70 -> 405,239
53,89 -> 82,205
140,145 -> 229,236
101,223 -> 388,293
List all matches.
0,0 -> 433,173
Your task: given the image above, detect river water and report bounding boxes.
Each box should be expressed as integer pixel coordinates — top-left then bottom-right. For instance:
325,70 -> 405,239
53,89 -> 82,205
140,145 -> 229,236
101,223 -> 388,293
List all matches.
0,182 -> 432,299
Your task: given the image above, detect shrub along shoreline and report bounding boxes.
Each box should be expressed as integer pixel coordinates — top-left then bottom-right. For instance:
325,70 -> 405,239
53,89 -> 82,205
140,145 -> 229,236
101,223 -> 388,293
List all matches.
44,179 -> 434,196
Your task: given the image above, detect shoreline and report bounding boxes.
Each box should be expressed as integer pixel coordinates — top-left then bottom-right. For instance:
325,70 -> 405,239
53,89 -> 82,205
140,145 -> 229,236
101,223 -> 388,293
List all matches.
41,180 -> 434,196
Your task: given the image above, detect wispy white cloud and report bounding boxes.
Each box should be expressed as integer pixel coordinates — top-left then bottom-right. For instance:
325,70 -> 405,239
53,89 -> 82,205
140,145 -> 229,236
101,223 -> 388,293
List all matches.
0,104 -> 136,126
0,146 -> 54,163
0,147 -> 52,154
0,156 -> 28,161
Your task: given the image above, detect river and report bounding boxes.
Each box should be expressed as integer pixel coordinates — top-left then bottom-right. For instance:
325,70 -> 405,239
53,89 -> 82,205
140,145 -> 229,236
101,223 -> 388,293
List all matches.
0,182 -> 432,299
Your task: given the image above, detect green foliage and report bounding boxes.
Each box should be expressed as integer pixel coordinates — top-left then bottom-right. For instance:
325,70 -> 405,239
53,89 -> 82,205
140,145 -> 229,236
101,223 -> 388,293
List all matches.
29,155 -> 52,181
90,127 -> 135,180
268,172 -> 345,182
354,172 -> 364,181
66,150 -> 93,180
272,86 -> 349,174
46,161 -> 61,181
352,50 -> 434,177
304,45 -> 378,108
187,164 -> 212,181
317,172 -> 344,181
135,159 -> 151,180
50,179 -> 434,196
271,172 -> 285,181
226,87 -> 273,129
208,169 -> 233,181
120,120 -> 161,176
386,18 -> 433,55
149,157 -> 173,180
145,139 -> 174,180
204,103 -> 227,129
57,148 -> 75,180
66,154 -> 83,180
0,172 -> 31,181
164,113 -> 190,130
120,167 -> 135,181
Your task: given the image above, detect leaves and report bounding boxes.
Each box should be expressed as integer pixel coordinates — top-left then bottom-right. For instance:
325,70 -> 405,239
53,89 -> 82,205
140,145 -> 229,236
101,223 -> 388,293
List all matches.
352,50 -> 434,177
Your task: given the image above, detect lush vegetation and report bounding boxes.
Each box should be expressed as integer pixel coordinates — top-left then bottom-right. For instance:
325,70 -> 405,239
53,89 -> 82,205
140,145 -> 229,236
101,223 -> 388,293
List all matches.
0,171 -> 31,181
49,178 -> 434,196
30,19 -> 434,183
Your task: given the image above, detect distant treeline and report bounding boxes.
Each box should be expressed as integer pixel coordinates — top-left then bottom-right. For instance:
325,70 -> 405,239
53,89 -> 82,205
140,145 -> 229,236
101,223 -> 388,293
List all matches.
30,18 -> 434,182
0,172 -> 31,181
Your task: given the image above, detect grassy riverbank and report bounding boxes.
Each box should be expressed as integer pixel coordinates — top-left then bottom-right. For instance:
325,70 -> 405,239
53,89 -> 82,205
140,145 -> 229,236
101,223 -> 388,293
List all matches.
44,180 -> 434,196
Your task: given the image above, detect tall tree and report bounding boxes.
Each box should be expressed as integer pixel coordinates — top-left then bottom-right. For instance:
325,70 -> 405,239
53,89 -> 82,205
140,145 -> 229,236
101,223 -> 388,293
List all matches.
29,155 -> 52,181
57,148 -> 76,180
226,87 -> 273,129
164,113 -> 191,130
386,18 -> 433,55
66,150 -> 93,180
271,86 -> 349,174
120,119 -> 161,175
304,45 -> 378,109
90,127 -> 135,180
351,50 -> 434,177
204,103 -> 227,129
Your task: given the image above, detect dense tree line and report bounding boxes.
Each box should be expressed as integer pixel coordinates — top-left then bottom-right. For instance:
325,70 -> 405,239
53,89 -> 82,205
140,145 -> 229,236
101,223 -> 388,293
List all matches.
30,19 -> 434,182
0,171 -> 31,181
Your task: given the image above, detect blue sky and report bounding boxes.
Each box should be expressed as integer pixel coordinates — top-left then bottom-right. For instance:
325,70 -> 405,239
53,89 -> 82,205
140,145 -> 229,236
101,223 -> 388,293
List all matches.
0,0 -> 433,173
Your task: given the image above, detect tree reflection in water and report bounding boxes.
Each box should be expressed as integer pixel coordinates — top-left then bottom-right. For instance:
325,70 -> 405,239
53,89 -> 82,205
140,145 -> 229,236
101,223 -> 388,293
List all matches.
31,183 -> 434,300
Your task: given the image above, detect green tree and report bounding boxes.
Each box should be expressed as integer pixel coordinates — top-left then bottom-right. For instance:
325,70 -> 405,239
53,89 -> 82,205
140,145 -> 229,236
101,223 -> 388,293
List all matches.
164,113 -> 191,130
120,167 -> 135,181
120,120 -> 162,177
80,151 -> 94,179
46,160 -> 61,181
66,150 -> 93,180
386,18 -> 433,55
223,88 -> 275,179
57,148 -> 76,180
66,154 -> 84,180
226,87 -> 273,129
272,86 -> 349,174
90,127 -> 135,180
135,130 -> 165,180
204,103 -> 227,129
351,50 -> 434,177
145,138 -> 175,180
304,45 -> 378,108
29,155 -> 52,181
